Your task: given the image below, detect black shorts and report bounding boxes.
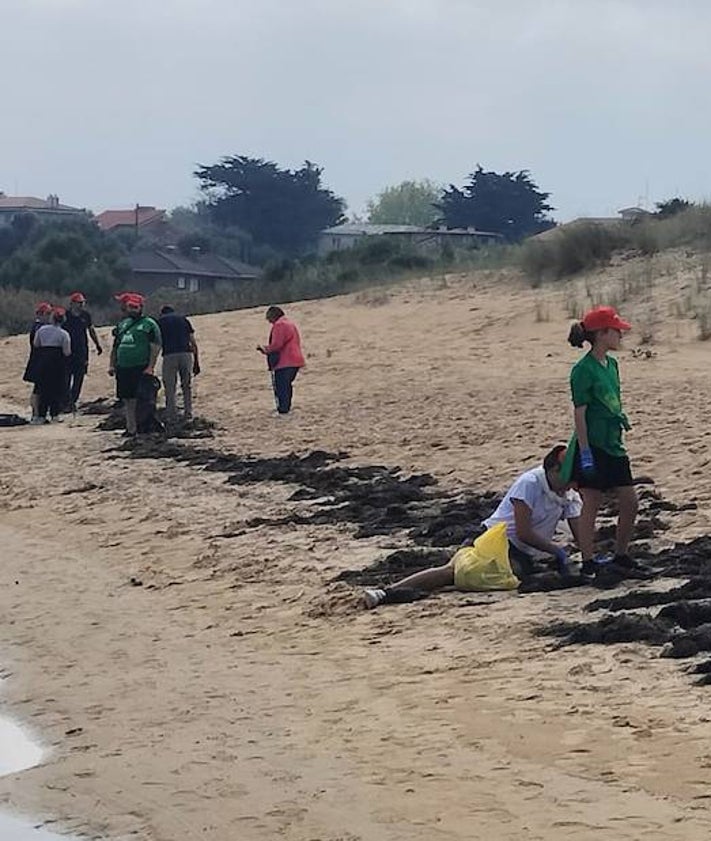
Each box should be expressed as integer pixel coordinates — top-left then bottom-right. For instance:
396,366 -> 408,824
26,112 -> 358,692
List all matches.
572,443 -> 634,491
116,366 -> 144,400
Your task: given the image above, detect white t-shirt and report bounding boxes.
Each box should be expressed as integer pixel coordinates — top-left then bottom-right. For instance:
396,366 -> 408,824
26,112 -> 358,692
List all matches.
34,324 -> 71,356
483,467 -> 582,558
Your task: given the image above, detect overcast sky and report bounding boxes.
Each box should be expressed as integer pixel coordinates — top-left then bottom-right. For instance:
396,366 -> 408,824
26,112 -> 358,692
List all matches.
2,0 -> 711,221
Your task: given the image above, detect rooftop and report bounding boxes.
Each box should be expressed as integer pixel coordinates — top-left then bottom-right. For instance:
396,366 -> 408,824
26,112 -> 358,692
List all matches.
129,248 -> 260,280
321,223 -> 502,238
96,207 -> 166,232
0,194 -> 83,212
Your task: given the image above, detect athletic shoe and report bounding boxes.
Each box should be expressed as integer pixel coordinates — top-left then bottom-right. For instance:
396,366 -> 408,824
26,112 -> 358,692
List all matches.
362,588 -> 387,609
580,560 -> 596,582
580,554 -> 623,588
29,417 -> 47,425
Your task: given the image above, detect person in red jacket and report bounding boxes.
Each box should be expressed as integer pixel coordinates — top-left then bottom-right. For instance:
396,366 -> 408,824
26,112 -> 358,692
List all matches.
257,306 -> 305,414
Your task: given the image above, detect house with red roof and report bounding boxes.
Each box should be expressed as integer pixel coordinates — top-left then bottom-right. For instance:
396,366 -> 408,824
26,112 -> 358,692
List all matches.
95,206 -> 167,236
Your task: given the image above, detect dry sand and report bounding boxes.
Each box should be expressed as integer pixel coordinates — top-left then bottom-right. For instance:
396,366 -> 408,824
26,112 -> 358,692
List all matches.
1,261 -> 711,840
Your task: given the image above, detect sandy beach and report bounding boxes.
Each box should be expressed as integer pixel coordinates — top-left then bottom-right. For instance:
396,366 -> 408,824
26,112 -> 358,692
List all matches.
1,262 -> 711,840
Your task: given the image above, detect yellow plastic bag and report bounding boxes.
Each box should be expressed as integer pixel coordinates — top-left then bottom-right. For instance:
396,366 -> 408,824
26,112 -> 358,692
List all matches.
452,522 -> 520,591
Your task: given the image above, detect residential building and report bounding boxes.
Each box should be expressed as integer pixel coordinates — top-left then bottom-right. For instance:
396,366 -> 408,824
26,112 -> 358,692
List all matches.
95,206 -> 167,236
317,223 -> 502,257
128,247 -> 261,294
0,193 -> 86,225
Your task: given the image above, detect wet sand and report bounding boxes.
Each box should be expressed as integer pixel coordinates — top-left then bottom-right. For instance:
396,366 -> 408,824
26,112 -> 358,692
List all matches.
0,717 -> 73,839
1,264 -> 711,839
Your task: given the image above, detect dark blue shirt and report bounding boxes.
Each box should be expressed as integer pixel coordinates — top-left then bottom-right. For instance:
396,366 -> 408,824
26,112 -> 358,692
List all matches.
158,313 -> 194,355
64,310 -> 92,362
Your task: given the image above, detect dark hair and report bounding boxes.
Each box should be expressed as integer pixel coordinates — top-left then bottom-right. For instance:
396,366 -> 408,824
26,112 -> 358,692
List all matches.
160,305 -> 175,315
543,444 -> 567,471
266,305 -> 285,321
567,321 -> 595,348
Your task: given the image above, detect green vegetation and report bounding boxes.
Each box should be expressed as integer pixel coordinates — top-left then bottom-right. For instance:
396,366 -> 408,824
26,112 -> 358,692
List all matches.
194,156 -> 345,256
519,204 -> 711,284
0,231 -> 493,335
438,167 -> 555,241
0,214 -> 128,298
366,179 -> 442,227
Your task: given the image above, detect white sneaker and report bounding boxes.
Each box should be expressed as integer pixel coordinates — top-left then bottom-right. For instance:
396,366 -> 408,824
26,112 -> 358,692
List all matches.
362,588 -> 386,609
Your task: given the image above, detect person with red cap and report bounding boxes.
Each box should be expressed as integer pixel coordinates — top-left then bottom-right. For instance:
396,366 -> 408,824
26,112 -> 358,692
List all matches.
108,293 -> 161,437
562,305 -> 651,586
23,302 -> 54,421
64,292 -> 103,411
32,306 -> 72,422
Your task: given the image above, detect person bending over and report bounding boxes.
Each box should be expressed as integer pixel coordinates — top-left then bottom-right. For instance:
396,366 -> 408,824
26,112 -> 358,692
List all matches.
363,445 -> 582,609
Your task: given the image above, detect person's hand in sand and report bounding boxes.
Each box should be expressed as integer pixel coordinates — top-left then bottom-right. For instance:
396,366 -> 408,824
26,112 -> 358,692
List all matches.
363,445 -> 583,609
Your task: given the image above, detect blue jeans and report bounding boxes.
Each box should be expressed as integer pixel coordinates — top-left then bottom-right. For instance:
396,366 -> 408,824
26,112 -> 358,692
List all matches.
273,367 -> 299,414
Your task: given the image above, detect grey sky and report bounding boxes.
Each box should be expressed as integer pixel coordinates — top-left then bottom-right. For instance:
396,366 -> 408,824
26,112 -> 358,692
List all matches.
2,0 -> 711,221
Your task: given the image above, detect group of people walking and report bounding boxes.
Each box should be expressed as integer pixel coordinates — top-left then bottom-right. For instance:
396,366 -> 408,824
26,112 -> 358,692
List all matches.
363,304 -> 649,607
23,293 -> 305,430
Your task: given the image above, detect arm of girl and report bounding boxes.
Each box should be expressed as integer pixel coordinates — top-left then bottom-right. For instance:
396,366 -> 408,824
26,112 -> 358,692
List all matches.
574,406 -> 595,474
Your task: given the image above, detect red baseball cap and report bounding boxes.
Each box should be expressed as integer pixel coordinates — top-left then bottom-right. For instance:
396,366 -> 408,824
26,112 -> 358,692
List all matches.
124,293 -> 145,309
53,306 -> 67,317
35,301 -> 53,315
70,291 -> 86,303
582,306 -> 631,332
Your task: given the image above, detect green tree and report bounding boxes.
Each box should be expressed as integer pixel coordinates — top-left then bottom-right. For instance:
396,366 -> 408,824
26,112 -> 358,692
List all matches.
437,166 -> 555,241
0,217 -> 129,300
655,197 -> 692,219
366,179 -> 442,226
195,155 -> 346,256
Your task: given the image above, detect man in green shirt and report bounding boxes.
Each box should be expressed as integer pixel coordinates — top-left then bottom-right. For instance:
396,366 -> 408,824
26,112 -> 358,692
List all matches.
109,293 -> 161,436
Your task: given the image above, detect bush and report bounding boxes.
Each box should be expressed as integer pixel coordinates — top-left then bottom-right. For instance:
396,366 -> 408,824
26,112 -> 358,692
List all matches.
355,236 -> 400,264
520,205 -> 711,284
520,222 -> 623,282
387,253 -> 432,271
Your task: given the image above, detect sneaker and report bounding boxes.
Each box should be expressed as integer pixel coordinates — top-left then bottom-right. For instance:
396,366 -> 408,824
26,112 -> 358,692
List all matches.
612,554 -> 656,580
362,588 -> 386,609
29,417 -> 47,425
580,554 -> 624,589
50,415 -> 63,423
580,560 -> 596,581
580,553 -> 612,577
593,564 -> 625,589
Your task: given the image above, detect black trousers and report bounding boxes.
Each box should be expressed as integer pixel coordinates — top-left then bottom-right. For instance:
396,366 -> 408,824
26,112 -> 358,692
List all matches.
273,367 -> 299,414
68,364 -> 87,407
35,347 -> 69,419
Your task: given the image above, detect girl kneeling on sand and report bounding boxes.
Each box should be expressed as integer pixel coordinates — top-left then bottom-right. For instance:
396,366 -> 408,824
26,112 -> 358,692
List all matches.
562,305 -> 652,585
363,445 -> 582,609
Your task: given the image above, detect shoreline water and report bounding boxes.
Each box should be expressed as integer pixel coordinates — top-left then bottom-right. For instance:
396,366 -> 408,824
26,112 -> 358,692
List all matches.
0,715 -> 76,840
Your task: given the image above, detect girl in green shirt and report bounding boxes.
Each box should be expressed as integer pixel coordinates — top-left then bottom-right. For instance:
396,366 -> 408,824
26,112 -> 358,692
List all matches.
565,306 -> 652,584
